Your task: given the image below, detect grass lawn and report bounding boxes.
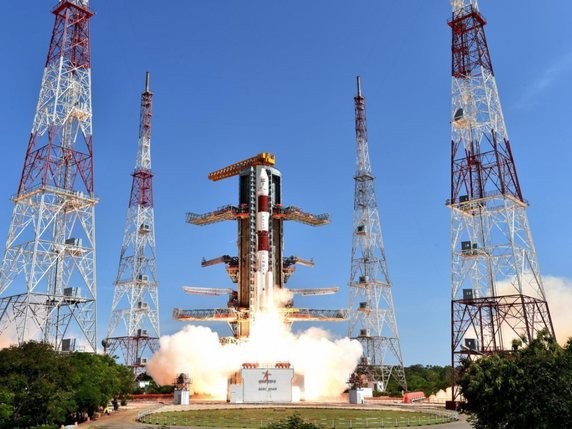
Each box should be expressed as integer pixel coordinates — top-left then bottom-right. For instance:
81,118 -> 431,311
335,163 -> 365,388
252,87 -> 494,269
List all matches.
140,407 -> 456,427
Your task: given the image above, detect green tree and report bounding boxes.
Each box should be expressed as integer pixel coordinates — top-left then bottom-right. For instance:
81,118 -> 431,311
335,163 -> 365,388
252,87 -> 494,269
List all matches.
0,342 -> 136,428
0,341 -> 76,429
384,364 -> 452,396
0,388 -> 14,427
68,352 -> 134,418
459,331 -> 572,429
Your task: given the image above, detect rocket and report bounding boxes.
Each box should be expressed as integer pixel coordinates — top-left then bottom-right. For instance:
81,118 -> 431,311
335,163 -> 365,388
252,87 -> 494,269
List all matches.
256,167 -> 274,310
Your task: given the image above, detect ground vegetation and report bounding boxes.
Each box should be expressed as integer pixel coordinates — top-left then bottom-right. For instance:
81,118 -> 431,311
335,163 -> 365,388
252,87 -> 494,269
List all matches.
384,364 -> 452,396
459,330 -> 572,428
0,341 -> 134,429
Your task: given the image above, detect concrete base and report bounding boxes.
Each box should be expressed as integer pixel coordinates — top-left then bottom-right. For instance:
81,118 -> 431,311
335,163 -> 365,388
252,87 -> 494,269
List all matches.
349,389 -> 366,404
174,389 -> 190,405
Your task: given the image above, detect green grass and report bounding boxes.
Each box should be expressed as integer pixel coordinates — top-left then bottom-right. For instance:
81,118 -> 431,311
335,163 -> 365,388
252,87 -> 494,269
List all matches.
140,407 -> 456,428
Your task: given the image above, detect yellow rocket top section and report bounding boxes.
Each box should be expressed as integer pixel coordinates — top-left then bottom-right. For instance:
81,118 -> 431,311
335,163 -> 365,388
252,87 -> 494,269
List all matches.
208,153 -> 276,181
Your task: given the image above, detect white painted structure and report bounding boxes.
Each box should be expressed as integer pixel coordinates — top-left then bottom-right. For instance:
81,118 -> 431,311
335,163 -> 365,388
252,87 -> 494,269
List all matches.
349,388 -> 366,404
229,384 -> 243,403
233,367 -> 295,403
174,389 -> 190,405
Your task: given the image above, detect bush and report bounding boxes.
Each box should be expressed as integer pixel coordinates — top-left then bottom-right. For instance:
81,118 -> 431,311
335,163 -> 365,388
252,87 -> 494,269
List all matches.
459,330 -> 572,428
264,413 -> 320,429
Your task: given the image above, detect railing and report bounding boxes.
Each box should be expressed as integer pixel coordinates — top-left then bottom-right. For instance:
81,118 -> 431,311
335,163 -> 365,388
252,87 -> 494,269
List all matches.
445,189 -> 528,207
139,412 -> 459,427
172,308 -> 237,321
275,206 -> 329,226
186,205 -> 238,225
286,308 -> 348,321
135,403 -> 165,422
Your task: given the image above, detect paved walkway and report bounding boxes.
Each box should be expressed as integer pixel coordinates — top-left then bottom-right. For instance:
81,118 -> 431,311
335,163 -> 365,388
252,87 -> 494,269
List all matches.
78,401 -> 157,428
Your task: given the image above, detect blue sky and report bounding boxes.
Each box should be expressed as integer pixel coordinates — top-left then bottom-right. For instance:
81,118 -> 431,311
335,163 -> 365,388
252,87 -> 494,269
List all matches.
0,0 -> 571,365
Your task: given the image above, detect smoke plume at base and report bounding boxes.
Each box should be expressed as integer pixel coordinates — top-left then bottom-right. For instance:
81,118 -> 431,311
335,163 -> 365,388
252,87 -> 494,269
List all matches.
147,310 -> 362,400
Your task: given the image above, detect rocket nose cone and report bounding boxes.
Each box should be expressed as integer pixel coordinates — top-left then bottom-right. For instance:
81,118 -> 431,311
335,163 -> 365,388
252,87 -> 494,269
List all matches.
257,168 -> 269,196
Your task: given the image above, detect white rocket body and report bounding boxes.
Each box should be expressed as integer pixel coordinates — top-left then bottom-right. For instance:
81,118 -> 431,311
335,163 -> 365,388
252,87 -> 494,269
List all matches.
255,168 -> 274,311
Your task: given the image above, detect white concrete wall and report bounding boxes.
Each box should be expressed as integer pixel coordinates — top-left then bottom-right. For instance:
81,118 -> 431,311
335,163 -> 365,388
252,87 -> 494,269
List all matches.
241,368 -> 294,403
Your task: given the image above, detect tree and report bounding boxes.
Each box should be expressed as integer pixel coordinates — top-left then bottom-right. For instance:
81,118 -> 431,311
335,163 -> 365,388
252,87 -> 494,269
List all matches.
67,352 -> 134,418
0,342 -> 136,428
384,364 -> 452,396
0,342 -> 76,429
0,388 -> 14,427
459,330 -> 572,429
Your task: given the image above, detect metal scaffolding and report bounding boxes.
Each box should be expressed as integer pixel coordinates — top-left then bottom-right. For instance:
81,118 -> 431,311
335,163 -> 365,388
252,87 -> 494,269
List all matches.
103,73 -> 160,373
347,77 -> 407,392
446,0 -> 554,403
0,0 -> 97,352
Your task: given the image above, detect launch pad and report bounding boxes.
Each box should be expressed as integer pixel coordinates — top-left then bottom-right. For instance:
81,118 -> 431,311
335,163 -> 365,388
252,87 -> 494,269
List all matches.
229,362 -> 296,403
175,153 -> 347,339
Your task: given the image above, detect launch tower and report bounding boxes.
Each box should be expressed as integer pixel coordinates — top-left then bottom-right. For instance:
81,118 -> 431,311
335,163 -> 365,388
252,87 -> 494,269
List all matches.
177,154 -> 346,339
347,77 -> 407,391
0,0 -> 97,352
447,0 -> 554,402
103,73 -> 160,372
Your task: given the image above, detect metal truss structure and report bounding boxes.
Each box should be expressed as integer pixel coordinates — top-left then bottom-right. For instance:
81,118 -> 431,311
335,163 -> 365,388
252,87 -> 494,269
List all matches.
173,308 -> 347,323
103,73 -> 160,373
446,0 -> 554,402
186,204 -> 329,226
182,154 -> 345,339
347,77 -> 407,392
0,0 -> 97,352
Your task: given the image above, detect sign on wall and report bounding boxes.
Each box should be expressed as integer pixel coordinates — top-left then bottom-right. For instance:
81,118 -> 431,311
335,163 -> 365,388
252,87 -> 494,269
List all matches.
241,367 -> 295,402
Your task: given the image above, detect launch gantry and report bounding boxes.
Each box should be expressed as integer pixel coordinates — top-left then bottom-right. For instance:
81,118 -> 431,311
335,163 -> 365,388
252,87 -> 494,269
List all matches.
446,0 -> 554,404
176,154 -> 346,338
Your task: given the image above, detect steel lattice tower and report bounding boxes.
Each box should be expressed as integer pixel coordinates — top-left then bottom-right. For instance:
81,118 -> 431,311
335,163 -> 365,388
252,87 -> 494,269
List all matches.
447,0 -> 554,402
347,77 -> 407,392
103,73 -> 160,373
0,0 -> 97,352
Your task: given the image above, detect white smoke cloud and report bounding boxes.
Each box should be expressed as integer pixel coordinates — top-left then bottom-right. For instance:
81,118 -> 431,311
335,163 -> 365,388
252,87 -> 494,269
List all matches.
0,335 -> 15,350
147,309 -> 362,400
542,275 -> 572,346
146,325 -> 237,397
464,274 -> 572,348
428,386 -> 452,403
0,325 -> 17,350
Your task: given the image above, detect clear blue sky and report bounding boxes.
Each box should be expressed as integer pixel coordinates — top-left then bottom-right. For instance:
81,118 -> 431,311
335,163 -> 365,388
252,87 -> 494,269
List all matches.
0,1 -> 571,365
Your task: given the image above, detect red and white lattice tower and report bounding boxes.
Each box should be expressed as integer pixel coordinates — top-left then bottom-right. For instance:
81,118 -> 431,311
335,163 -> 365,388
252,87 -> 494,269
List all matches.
103,73 -> 160,373
0,0 -> 97,352
447,0 -> 555,402
347,77 -> 407,392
